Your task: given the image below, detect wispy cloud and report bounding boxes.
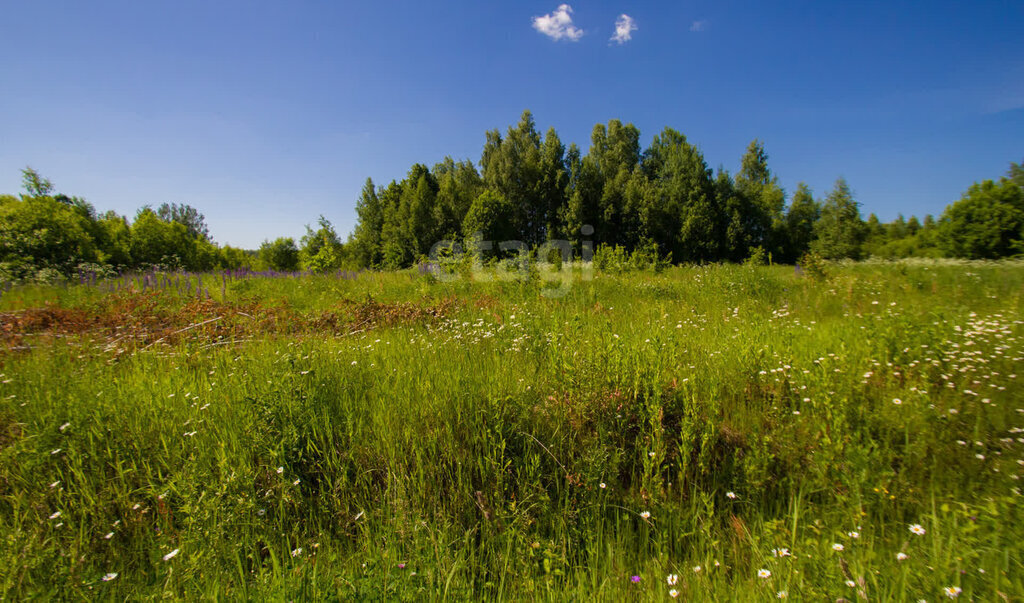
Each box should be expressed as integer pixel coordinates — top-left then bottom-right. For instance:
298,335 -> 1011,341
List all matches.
532,4 -> 584,41
610,14 -> 637,44
690,19 -> 708,32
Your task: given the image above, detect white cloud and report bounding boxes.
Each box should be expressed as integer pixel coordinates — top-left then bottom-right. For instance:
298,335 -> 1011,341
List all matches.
690,19 -> 708,32
610,14 -> 637,44
532,4 -> 584,41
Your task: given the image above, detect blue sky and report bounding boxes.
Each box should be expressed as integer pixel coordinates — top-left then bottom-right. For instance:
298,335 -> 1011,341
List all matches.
2,1 -> 1022,248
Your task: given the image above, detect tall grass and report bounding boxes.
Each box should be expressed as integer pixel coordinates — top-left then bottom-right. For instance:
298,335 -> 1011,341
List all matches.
1,262 -> 1022,599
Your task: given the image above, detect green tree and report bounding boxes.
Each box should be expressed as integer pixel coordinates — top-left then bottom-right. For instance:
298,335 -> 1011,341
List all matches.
300,216 -> 345,272
403,165 -> 440,257
0,193 -> 98,280
1009,159 -> 1024,189
128,208 -> 197,269
481,111 -> 543,245
258,237 -> 301,271
642,128 -> 720,262
735,140 -> 786,258
812,177 -> 865,260
888,214 -> 908,241
716,169 -> 750,262
562,143 -> 602,251
157,203 -> 210,241
783,183 -> 821,262
938,178 -> 1024,259
432,159 -> 483,242
462,189 -> 520,255
20,167 -> 54,197
538,127 -> 568,239
348,178 -> 384,268
590,119 -> 641,245
379,181 -> 412,268
217,245 -> 252,270
95,211 -> 133,267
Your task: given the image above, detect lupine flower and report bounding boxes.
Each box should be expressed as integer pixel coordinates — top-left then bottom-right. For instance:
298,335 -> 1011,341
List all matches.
630,575 -> 640,583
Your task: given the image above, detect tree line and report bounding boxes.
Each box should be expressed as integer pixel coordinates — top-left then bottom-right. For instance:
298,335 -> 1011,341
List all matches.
347,111 -> 1024,267
2,110 -> 1022,281
0,168 -> 347,281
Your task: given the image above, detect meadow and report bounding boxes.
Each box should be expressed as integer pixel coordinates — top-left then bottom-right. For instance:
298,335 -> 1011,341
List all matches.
1,260 -> 1022,600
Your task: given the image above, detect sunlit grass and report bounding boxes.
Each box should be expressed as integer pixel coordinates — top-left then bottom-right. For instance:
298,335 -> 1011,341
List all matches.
1,262 -> 1022,599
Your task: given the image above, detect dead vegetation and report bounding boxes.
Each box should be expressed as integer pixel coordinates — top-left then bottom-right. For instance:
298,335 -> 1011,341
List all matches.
0,292 -> 460,352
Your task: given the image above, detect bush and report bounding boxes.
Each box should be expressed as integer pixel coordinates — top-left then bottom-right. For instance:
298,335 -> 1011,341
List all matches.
744,245 -> 768,266
258,237 -> 301,271
798,250 -> 828,280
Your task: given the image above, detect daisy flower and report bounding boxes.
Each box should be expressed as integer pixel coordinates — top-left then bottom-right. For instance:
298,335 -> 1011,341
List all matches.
758,569 -> 771,579
909,524 -> 926,536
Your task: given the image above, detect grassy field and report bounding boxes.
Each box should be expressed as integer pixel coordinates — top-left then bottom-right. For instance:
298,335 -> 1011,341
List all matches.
1,261 -> 1022,600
